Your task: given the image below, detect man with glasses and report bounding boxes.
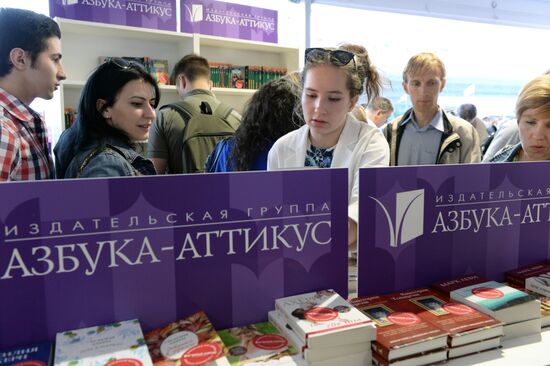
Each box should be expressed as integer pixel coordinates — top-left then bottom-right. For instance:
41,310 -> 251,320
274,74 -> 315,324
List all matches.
0,8 -> 66,181
383,53 -> 480,165
147,54 -> 241,174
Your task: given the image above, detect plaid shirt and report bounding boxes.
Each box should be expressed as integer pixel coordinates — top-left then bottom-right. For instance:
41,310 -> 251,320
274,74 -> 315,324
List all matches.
0,87 -> 54,181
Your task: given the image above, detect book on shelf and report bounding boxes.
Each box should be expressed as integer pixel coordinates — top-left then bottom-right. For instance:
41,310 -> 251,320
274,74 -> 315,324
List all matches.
144,310 -> 230,366
349,292 -> 448,362
274,289 -> 376,349
209,63 -> 287,90
405,288 -> 503,347
268,310 -> 371,363
0,341 -> 52,366
218,321 -> 299,365
146,58 -> 170,86
54,319 -> 152,366
64,108 -> 76,129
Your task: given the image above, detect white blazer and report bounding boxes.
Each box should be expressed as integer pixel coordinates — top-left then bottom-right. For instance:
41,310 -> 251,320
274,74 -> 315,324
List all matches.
267,114 -> 390,222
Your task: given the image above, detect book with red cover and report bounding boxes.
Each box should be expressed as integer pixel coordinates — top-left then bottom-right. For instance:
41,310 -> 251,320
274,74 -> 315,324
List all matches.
506,262 -> 550,287
349,292 -> 448,361
431,274 -> 490,295
405,288 -> 503,347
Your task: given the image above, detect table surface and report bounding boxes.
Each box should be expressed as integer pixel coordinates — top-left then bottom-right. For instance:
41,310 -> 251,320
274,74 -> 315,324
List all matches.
447,328 -> 550,366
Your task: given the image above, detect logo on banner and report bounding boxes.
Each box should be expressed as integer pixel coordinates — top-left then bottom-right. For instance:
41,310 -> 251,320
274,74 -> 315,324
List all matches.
184,4 -> 204,22
61,0 -> 79,5
370,189 -> 424,247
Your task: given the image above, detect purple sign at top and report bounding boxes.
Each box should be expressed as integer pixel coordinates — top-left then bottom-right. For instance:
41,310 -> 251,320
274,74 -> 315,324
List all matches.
0,170 -> 347,349
358,163 -> 550,296
49,0 -> 177,31
181,0 -> 278,43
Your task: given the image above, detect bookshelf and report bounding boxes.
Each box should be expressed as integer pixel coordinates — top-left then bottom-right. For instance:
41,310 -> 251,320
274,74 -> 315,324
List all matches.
48,17 -> 300,144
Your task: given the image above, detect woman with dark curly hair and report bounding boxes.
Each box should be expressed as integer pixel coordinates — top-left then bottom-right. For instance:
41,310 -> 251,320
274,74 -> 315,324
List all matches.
205,76 -> 303,172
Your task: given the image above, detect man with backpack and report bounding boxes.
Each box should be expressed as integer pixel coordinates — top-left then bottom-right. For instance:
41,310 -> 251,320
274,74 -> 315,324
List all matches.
147,54 -> 241,174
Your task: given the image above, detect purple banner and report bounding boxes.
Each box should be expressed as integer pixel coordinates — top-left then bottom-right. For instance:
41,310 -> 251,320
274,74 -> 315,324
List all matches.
0,170 -> 347,348
358,163 -> 550,296
181,0 -> 278,43
49,0 -> 177,31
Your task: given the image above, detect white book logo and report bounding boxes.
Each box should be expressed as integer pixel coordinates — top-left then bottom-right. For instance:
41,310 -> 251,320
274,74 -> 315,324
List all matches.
61,0 -> 79,5
370,189 -> 424,247
184,4 -> 204,22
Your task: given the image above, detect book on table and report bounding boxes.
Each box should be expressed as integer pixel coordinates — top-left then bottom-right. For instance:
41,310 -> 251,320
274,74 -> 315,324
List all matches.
0,341 -> 52,366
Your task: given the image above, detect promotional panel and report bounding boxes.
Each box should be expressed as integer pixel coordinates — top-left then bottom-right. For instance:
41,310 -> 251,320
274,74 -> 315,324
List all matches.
0,170 -> 347,348
49,0 -> 177,31
181,0 -> 278,43
358,163 -> 550,296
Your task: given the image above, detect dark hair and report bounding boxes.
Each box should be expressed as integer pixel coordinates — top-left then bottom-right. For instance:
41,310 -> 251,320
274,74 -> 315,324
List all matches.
230,77 -> 303,171
71,61 -> 160,154
457,103 -> 477,122
170,54 -> 210,84
0,8 -> 61,77
302,43 -> 381,102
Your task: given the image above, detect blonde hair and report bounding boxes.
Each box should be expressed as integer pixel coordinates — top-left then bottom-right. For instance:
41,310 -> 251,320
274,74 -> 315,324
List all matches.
515,74 -> 550,121
351,105 -> 368,123
402,52 -> 446,82
302,43 -> 381,103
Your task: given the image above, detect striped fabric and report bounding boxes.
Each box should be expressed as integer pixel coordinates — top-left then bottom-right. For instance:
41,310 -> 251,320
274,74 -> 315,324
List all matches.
0,87 -> 54,181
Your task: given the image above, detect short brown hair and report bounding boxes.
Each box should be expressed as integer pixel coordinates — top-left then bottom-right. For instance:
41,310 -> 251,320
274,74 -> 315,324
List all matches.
403,52 -> 446,82
516,74 -> 550,121
171,54 -> 210,84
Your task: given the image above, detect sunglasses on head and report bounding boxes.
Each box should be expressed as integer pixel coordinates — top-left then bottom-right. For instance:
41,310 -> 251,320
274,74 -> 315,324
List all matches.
304,48 -> 357,69
105,57 -> 145,71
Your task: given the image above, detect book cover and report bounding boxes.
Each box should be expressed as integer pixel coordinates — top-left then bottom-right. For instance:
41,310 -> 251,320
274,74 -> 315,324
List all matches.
350,292 -> 448,361
0,342 -> 52,366
431,274 -> 489,295
406,288 -> 503,347
525,271 -> 550,297
54,319 -> 152,366
218,321 -> 299,365
275,289 -> 375,349
144,311 -> 229,366
449,281 -> 539,324
230,67 -> 246,89
505,262 -> 550,287
148,59 -> 170,85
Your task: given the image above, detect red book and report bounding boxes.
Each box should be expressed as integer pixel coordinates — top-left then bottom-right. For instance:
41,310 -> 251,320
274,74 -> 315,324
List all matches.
403,288 -> 503,347
431,274 -> 489,295
349,292 -> 448,362
506,262 -> 550,287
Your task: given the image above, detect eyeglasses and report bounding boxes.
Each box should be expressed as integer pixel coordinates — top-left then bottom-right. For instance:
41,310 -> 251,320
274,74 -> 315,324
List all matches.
304,48 -> 357,69
105,57 -> 145,71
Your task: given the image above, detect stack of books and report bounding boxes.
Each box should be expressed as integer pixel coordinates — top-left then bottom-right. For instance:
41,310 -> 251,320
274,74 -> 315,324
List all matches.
402,288 -> 503,359
506,262 -> 550,327
272,289 -> 375,365
350,292 -> 448,366
54,319 -> 153,366
219,321 -> 300,365
144,310 -> 230,366
433,275 -> 541,339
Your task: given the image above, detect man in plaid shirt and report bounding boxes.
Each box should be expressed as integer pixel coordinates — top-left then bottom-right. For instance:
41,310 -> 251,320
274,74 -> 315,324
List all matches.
0,8 -> 66,181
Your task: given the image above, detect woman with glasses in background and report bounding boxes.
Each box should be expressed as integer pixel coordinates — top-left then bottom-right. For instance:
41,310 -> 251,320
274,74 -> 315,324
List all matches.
54,58 -> 159,178
267,44 -> 390,247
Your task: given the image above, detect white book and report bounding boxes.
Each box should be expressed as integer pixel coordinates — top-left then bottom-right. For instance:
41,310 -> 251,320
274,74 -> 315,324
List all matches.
447,336 -> 502,359
275,289 -> 375,349
268,310 -> 370,363
502,317 -> 542,339
450,281 -> 540,324
54,319 -> 152,366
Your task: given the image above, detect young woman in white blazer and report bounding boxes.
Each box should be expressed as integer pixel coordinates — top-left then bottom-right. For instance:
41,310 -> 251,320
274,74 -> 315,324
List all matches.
267,44 -> 390,245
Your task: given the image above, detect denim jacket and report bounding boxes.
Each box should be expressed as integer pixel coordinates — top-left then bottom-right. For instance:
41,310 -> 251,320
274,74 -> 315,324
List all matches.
55,132 -> 156,178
